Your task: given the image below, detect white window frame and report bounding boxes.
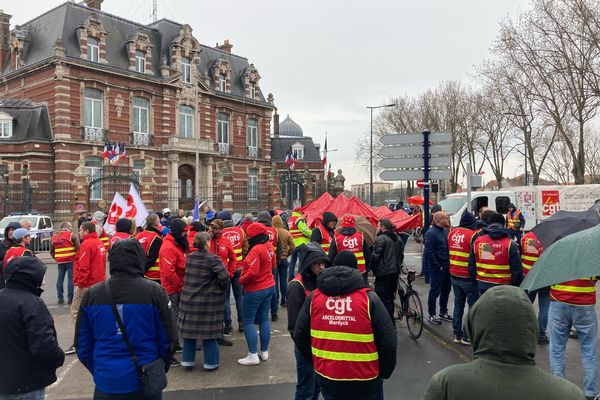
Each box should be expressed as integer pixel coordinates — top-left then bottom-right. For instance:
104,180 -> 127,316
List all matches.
248,169 -> 258,200
249,82 -> 256,99
179,106 -> 194,139
87,37 -> 99,62
182,57 -> 191,83
88,167 -> 102,200
217,113 -> 230,144
135,51 -> 146,73
220,75 -> 227,92
292,143 -> 304,160
84,88 -> 103,129
132,97 -> 149,134
0,119 -> 12,139
247,119 -> 258,148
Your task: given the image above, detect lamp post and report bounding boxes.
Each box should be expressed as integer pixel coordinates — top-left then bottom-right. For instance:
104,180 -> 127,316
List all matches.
367,103 -> 396,206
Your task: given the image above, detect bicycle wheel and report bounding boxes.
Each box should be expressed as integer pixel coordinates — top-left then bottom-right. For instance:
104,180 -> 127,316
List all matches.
405,291 -> 424,339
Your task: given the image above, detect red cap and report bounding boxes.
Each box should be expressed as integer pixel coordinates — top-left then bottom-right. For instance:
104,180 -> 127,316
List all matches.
341,215 -> 356,228
247,222 -> 267,239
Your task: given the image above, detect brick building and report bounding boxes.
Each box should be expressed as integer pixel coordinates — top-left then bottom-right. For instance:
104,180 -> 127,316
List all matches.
0,0 -> 274,219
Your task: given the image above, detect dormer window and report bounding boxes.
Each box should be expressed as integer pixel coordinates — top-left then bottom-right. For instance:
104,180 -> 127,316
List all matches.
182,57 -> 191,83
0,114 -> 12,139
87,37 -> 99,62
249,82 -> 256,99
292,143 -> 304,160
220,75 -> 227,92
135,51 -> 146,73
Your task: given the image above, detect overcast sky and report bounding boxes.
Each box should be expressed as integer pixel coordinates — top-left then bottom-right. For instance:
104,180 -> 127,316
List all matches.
4,0 -> 530,186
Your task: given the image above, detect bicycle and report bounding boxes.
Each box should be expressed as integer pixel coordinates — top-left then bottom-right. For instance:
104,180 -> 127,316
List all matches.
408,226 -> 423,244
396,267 -> 424,339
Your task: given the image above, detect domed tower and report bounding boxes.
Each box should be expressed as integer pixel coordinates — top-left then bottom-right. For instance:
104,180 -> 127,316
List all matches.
278,115 -> 304,137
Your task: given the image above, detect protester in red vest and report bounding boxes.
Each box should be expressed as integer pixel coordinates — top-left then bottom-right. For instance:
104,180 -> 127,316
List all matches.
448,211 -> 478,345
287,243 -> 330,400
136,213 -> 163,283
186,221 -> 206,253
109,218 -> 135,250
0,221 -> 21,289
328,215 -> 371,285
293,249 -> 397,400
50,221 -> 80,305
521,231 -> 550,345
3,228 -> 34,271
238,222 -> 276,366
310,212 -> 337,254
468,213 -> 522,295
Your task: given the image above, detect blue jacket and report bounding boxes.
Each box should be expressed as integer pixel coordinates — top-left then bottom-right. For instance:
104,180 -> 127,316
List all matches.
75,239 -> 173,394
424,224 -> 450,271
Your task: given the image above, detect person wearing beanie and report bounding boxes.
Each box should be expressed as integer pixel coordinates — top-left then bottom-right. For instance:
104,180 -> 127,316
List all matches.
371,218 -> 404,324
256,211 -> 283,321
287,242 -> 330,400
447,210 -> 479,345
241,214 -> 254,234
468,212 -> 522,295
332,250 -> 359,270
293,247 -> 397,400
328,215 -> 371,285
310,212 -> 337,254
221,215 -> 248,334
272,215 -> 295,308
0,221 -> 23,288
238,222 -> 276,366
424,212 -> 453,326
505,203 -> 525,243
136,213 -> 163,284
287,209 -> 313,282
2,228 -> 34,271
109,218 -> 135,250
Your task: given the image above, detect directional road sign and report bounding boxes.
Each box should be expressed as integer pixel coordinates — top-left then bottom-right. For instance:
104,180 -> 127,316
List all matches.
379,156 -> 452,169
379,169 -> 452,181
380,143 -> 451,157
380,132 -> 451,145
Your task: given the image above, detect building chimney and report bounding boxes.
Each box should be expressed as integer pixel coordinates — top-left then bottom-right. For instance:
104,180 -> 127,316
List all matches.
273,108 -> 279,137
216,39 -> 233,53
0,10 -> 11,72
84,0 -> 103,11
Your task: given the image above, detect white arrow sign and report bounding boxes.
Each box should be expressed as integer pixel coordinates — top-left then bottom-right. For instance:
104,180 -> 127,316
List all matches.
380,156 -> 452,169
379,169 -> 452,181
380,132 -> 451,145
380,143 -> 451,157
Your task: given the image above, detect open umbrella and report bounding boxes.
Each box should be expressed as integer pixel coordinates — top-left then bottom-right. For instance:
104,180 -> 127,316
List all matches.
530,208 -> 600,249
336,214 -> 376,246
407,195 -> 433,206
520,223 -> 600,292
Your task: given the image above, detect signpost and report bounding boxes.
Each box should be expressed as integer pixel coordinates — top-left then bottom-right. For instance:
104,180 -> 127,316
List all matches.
378,130 -> 452,232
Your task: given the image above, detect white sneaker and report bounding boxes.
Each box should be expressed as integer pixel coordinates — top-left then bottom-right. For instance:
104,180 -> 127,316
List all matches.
237,352 -> 260,366
259,350 -> 269,361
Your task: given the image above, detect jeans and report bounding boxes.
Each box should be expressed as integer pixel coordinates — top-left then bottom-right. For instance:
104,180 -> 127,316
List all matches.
242,286 -> 274,354
451,277 -> 479,338
181,338 -> 219,369
549,301 -> 598,398
272,260 -> 289,313
321,379 -> 384,400
374,273 -> 399,325
93,388 -> 161,400
527,287 -> 550,337
427,267 -> 451,317
0,389 -> 45,400
225,270 -> 244,327
289,251 -> 299,282
476,280 -> 497,296
294,347 -> 320,400
56,262 -> 74,301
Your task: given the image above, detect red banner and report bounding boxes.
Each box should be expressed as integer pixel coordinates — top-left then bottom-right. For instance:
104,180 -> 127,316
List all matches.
542,190 -> 560,216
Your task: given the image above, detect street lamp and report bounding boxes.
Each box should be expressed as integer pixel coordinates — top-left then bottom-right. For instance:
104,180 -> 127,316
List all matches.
367,104 -> 396,206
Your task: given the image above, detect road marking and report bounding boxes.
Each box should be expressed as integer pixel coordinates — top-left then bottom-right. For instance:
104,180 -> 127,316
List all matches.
49,357 -> 78,389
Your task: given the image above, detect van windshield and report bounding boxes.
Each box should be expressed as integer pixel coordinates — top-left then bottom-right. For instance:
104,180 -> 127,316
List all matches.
438,197 -> 467,216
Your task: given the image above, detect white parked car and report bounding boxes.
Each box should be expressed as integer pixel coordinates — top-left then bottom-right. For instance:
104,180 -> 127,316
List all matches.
0,213 -> 54,251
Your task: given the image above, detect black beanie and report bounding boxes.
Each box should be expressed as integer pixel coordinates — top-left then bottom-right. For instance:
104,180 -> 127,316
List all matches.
332,250 -> 358,270
488,212 -> 506,226
115,218 -> 132,233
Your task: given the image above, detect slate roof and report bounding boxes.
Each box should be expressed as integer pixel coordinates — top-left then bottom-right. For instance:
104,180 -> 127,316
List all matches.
271,136 -> 322,163
2,2 -> 267,103
0,99 -> 52,142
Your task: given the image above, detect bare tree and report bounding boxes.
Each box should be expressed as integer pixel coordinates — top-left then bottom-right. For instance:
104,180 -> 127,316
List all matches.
584,130 -> 600,183
542,139 -> 574,184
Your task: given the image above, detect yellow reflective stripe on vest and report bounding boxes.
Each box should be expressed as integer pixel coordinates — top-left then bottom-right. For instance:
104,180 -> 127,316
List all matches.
450,260 -> 468,267
56,252 -> 76,257
310,329 -> 374,343
449,250 -> 469,258
55,247 -> 76,252
311,348 -> 378,362
522,255 -> 538,262
477,271 -> 511,278
148,266 -> 160,271
476,262 -> 510,270
551,285 -> 596,293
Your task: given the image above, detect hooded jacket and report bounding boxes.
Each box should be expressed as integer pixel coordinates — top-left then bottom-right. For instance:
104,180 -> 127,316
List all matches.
328,226 -> 371,271
73,231 -> 107,289
75,239 -> 173,395
293,265 -> 397,399
0,257 -> 65,395
272,215 -> 295,259
468,223 -> 522,286
424,223 -> 450,272
287,243 -> 330,333
0,222 -> 22,289
422,286 -> 585,400
310,212 -> 337,244
370,229 -> 404,277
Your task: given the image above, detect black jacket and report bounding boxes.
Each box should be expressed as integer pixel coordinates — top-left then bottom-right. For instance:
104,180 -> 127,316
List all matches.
370,230 -> 404,277
328,227 -> 372,271
143,226 -> 163,272
0,257 -> 65,395
468,224 -> 523,286
293,266 -> 397,398
424,224 -> 450,271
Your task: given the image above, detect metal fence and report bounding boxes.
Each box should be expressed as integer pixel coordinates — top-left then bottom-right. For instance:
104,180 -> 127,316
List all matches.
0,180 -> 71,219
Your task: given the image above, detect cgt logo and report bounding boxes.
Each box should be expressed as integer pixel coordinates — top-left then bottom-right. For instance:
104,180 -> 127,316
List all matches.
222,231 -> 241,245
542,190 -> 560,216
326,297 -> 353,315
450,232 -> 465,246
342,237 -> 359,249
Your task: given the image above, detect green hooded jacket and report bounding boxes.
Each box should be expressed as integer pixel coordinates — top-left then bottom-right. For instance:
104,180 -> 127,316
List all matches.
422,286 -> 585,400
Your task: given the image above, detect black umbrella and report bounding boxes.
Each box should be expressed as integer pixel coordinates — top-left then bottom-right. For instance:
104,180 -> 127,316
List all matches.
530,208 -> 600,249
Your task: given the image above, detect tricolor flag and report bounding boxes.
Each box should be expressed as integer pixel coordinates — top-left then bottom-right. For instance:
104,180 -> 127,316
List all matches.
321,133 -> 327,168
290,150 -> 299,171
284,147 -> 293,168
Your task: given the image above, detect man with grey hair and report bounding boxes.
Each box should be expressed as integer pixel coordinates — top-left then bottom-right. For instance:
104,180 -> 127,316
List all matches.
50,221 -> 80,305
20,219 -> 35,254
91,211 -> 109,250
136,213 -> 164,283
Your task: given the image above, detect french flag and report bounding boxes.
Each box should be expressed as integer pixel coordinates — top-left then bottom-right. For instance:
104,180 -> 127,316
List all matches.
102,142 -> 110,158
284,148 -> 293,168
291,150 -> 299,171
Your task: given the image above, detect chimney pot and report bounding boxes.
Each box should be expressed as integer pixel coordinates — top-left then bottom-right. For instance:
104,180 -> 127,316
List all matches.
84,0 -> 103,11
216,39 -> 233,54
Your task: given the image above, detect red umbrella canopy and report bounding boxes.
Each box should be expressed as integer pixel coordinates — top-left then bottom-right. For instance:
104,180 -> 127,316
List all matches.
407,195 -> 433,206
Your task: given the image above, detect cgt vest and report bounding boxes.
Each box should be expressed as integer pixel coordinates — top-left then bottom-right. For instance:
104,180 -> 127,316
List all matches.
99,228 -> 110,250
334,231 -> 366,273
266,226 -> 278,250
289,213 -> 310,246
521,232 -> 543,276
310,288 -> 379,381
109,232 -> 133,249
317,225 -> 332,254
473,236 -> 512,285
506,210 -> 522,230
136,229 -> 161,281
290,273 -> 310,296
551,279 -> 597,306
3,246 -> 32,270
222,226 -> 244,268
52,231 -> 76,264
448,227 -> 475,279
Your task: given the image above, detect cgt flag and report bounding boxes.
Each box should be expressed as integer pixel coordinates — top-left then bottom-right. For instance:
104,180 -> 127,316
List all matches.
103,192 -> 128,235
127,183 -> 149,228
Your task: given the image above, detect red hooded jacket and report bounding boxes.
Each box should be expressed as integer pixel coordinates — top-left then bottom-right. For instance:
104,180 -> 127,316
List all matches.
159,234 -> 187,295
240,223 -> 276,292
73,231 -> 106,288
209,236 -> 237,277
